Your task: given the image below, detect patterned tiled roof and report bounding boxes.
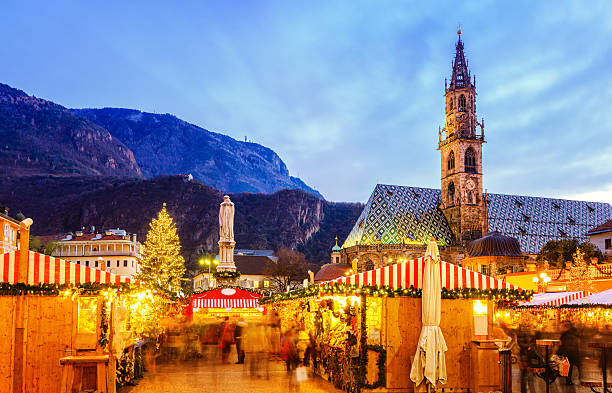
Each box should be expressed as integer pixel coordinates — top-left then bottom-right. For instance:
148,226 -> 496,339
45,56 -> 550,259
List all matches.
342,184 -> 612,254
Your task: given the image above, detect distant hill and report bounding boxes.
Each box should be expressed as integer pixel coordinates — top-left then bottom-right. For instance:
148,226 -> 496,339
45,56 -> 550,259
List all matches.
0,83 -> 142,178
72,108 -> 322,198
0,175 -> 361,270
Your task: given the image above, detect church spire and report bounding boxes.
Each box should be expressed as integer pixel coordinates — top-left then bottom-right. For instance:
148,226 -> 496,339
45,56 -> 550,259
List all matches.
448,30 -> 471,91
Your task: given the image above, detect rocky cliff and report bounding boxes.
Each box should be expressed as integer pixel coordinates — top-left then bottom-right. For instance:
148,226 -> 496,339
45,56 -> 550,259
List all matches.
72,108 -> 322,197
0,83 -> 142,178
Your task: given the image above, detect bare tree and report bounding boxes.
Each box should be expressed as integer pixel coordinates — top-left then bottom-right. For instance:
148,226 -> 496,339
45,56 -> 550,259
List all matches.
265,248 -> 310,293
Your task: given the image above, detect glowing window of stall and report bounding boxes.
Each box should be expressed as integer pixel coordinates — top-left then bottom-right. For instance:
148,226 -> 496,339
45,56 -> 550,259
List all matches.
263,280 -> 270,288
473,300 -> 488,316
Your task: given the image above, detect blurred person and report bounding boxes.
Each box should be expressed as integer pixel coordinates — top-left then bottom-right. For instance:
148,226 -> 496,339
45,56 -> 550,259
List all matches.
517,324 -> 537,393
281,329 -> 298,373
269,311 -> 281,358
235,318 -> 246,364
557,321 -> 580,386
244,322 -> 271,379
218,316 -> 235,364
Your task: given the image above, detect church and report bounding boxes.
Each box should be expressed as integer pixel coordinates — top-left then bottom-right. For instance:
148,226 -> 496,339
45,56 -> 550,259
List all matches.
337,31 -> 612,273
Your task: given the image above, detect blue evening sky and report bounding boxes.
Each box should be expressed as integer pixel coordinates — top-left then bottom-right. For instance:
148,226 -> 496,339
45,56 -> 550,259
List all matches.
2,1 -> 611,203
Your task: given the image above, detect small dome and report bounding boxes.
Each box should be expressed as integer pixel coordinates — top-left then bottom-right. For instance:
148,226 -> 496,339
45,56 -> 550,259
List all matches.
467,231 -> 522,257
332,244 -> 341,253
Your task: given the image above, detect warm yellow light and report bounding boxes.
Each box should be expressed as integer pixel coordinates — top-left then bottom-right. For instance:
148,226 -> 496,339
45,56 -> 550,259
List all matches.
532,277 -> 539,283
205,260 -> 210,265
473,300 -> 488,316
504,312 -> 510,317
543,276 -> 551,283
63,290 -> 71,296
539,272 -> 547,279
213,260 -> 219,265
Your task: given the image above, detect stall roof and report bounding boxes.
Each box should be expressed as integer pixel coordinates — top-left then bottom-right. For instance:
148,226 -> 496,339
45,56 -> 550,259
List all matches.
520,291 -> 586,306
321,257 -> 523,291
565,289 -> 612,305
1,250 -> 136,285
191,287 -> 264,309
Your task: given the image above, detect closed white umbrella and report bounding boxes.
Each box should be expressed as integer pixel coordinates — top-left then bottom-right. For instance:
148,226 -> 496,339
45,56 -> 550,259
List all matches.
410,239 -> 448,389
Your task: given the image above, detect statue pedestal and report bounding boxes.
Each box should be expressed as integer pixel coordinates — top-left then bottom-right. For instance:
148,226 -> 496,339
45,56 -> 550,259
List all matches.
217,240 -> 236,272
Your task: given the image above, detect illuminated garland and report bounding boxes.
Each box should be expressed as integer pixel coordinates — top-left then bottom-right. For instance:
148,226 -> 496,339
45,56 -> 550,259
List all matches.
0,282 -> 141,296
362,345 -> 386,389
507,304 -> 612,311
193,285 -> 266,296
98,300 -> 109,349
259,282 -> 532,304
212,270 -> 241,279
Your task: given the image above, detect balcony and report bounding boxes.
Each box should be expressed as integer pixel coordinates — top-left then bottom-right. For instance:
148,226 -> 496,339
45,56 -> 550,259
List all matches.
54,250 -> 141,258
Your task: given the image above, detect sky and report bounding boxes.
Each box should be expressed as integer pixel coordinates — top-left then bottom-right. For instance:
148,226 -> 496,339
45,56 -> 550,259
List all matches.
1,1 -> 612,203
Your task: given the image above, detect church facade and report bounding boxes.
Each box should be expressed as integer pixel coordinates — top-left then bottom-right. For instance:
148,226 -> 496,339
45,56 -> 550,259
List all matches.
339,32 -> 612,272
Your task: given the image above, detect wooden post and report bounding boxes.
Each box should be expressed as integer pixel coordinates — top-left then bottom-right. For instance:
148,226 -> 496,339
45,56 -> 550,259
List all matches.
13,218 -> 32,393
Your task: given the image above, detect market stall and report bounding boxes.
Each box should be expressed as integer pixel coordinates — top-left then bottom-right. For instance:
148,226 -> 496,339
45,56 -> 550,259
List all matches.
189,287 -> 265,321
264,248 -> 530,393
0,250 -> 165,393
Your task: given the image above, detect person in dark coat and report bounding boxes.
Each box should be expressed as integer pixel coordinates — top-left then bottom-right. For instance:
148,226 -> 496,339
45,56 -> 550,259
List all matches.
234,318 -> 246,364
558,321 -> 580,385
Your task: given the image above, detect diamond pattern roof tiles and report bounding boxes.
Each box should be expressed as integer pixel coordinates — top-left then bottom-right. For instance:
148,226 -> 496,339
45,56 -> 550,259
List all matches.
342,184 -> 612,254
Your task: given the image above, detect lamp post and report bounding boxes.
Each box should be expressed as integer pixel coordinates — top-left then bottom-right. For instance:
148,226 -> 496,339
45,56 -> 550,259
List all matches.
199,258 -> 218,288
532,272 -> 551,293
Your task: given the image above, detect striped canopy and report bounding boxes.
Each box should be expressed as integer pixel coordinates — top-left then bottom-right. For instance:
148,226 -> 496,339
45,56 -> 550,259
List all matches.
1,250 -> 135,285
322,257 -> 520,290
520,291 -> 586,306
565,289 -> 612,305
191,287 -> 263,310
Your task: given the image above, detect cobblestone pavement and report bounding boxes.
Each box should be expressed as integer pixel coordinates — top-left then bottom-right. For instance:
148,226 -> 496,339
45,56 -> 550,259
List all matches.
120,356 -> 343,393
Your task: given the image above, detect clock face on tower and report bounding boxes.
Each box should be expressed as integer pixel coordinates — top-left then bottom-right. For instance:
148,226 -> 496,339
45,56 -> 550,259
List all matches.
466,179 -> 475,190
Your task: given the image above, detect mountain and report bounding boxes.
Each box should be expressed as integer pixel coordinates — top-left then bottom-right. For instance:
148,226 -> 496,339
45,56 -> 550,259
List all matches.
0,175 -> 361,270
0,83 -> 141,178
72,108 -> 323,198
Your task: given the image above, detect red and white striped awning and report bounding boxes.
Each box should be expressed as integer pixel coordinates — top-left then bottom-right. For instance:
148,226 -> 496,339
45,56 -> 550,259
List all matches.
1,250 -> 135,285
322,257 -> 520,290
520,291 -> 586,306
191,287 -> 263,310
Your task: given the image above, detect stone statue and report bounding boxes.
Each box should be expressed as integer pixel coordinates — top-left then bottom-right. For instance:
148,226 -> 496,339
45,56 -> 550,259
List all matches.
219,195 -> 234,241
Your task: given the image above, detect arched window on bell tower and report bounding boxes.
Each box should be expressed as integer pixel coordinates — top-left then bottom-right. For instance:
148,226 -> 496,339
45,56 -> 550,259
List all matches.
449,98 -> 454,111
458,94 -> 466,111
465,147 -> 476,173
448,181 -> 455,205
447,151 -> 455,171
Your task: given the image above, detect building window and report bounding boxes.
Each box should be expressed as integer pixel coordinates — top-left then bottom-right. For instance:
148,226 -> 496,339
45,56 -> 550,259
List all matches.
447,151 -> 455,170
95,261 -> 98,267
365,261 -> 375,271
85,261 -> 89,267
253,281 -> 259,288
117,260 -> 120,267
132,261 -> 134,268
448,182 -> 455,204
458,94 -> 466,111
606,239 -> 612,250
124,260 -> 128,267
107,260 -> 111,267
264,280 -> 270,288
449,98 -> 454,110
76,260 -> 80,265
465,148 -> 476,173
481,265 -> 489,276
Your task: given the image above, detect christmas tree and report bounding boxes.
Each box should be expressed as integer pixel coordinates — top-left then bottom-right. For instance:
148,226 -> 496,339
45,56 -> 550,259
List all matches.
136,203 -> 186,293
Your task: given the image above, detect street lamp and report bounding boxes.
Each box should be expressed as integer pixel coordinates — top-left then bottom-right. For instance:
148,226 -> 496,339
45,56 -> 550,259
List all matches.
199,258 -> 219,287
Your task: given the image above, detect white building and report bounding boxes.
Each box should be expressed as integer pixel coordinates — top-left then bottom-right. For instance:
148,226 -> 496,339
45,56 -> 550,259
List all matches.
52,228 -> 142,277
588,220 -> 612,258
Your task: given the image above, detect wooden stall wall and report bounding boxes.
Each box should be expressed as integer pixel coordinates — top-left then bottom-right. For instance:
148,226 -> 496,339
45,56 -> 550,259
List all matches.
24,296 -> 74,393
0,296 -> 75,393
0,297 -> 16,392
382,298 -> 475,392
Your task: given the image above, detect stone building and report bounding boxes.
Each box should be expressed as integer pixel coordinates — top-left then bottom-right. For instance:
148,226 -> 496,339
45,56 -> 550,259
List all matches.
587,220 -> 612,258
52,228 -> 142,277
339,31 -> 612,273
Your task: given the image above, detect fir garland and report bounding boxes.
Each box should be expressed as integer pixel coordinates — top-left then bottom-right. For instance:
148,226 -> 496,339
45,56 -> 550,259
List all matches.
193,285 -> 266,296
98,300 -> 109,349
362,345 -> 386,389
212,270 -> 241,279
0,282 -> 140,296
259,282 -> 532,304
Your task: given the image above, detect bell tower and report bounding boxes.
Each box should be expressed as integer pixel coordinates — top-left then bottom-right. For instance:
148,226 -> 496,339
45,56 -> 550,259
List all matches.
438,30 -> 487,244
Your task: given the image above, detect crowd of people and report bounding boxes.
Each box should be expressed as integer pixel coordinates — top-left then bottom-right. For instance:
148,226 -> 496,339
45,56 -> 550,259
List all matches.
156,312 -> 315,385
499,319 -> 612,393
